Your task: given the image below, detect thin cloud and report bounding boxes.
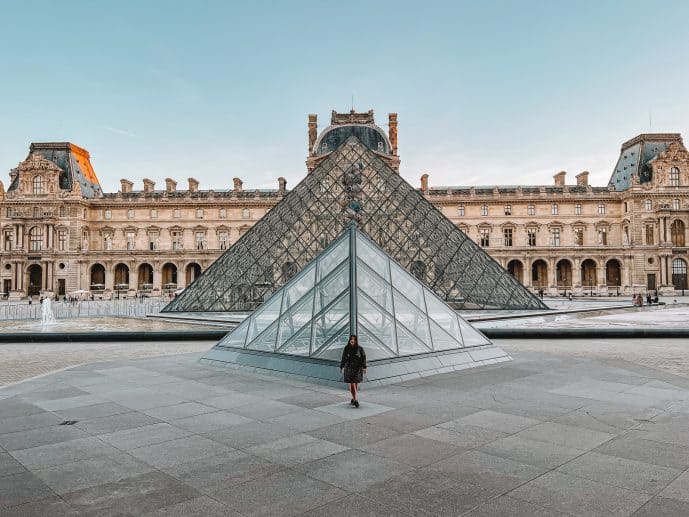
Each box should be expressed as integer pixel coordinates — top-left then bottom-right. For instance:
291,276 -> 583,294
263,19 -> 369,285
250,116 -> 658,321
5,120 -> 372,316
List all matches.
103,126 -> 138,138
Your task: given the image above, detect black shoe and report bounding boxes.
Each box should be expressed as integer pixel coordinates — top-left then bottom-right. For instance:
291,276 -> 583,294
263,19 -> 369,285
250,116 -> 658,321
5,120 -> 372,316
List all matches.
354,400 -> 359,408
350,399 -> 355,406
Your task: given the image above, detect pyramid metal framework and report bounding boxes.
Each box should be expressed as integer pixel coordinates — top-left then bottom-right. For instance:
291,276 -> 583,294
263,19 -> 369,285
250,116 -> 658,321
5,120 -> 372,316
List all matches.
164,137 -> 545,312
212,223 -> 491,362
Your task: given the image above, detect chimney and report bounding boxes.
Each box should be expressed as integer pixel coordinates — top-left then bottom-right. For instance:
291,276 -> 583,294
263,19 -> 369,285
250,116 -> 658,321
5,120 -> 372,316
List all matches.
165,178 -> 177,192
188,177 -> 199,193
420,173 -> 429,194
576,171 -> 589,187
388,113 -> 398,156
143,178 -> 155,193
278,177 -> 287,193
120,179 -> 133,193
308,114 -> 318,154
553,171 -> 566,187
233,177 -> 243,192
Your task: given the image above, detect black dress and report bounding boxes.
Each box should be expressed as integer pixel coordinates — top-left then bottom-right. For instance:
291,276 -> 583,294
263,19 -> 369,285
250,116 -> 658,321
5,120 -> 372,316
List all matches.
340,344 -> 367,383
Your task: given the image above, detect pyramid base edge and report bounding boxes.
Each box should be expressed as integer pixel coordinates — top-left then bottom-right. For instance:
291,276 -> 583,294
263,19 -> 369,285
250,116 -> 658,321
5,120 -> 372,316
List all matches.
199,345 -> 512,388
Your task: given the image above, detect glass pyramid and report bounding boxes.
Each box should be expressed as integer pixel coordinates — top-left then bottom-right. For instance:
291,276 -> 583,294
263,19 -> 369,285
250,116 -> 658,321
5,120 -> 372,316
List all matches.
164,136 -> 545,313
214,223 -> 491,361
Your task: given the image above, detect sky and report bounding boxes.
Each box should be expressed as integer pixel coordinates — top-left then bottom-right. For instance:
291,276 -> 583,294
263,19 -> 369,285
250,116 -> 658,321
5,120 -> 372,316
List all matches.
1,0 -> 688,193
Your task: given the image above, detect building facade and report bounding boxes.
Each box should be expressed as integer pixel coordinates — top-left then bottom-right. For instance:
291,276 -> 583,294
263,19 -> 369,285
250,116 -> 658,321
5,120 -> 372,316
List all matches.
1,112 -> 688,299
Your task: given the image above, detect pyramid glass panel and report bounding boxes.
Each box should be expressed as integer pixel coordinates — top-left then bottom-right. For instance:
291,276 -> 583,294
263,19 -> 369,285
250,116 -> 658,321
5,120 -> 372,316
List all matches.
390,262 -> 424,309
249,321 -> 279,352
165,135 -> 545,313
357,261 -> 393,312
429,319 -> 463,351
277,290 -> 315,349
277,322 -> 312,356
218,318 -> 249,349
395,322 -> 433,355
282,264 -> 316,311
392,289 -> 432,348
459,319 -> 492,347
314,263 -> 348,312
312,291 -> 349,347
357,323 -> 398,360
356,232 -> 389,278
312,324 -> 350,361
247,294 -> 283,343
357,292 -> 396,349
423,288 -> 462,342
317,237 -> 348,281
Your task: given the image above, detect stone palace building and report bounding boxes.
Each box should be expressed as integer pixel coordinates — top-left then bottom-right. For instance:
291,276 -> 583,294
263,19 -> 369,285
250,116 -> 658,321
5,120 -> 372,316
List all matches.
1,110 -> 688,300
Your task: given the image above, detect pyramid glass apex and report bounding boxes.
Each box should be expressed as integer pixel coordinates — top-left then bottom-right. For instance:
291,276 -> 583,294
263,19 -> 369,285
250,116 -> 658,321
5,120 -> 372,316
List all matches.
214,223 -> 491,362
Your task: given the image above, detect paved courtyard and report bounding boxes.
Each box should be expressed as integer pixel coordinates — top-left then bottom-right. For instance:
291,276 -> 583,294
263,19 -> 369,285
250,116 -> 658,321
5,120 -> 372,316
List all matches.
1,344 -> 689,516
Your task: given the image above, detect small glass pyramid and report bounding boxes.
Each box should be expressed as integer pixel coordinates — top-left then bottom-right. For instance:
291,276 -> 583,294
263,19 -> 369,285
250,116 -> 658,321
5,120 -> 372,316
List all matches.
215,223 -> 490,361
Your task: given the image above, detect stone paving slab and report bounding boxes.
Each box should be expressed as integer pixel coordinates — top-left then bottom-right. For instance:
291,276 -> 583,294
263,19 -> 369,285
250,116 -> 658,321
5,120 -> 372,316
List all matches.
1,345 -> 689,515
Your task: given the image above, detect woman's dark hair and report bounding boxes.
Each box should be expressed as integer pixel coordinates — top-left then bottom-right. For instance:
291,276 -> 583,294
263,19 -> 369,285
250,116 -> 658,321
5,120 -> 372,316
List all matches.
348,334 -> 358,346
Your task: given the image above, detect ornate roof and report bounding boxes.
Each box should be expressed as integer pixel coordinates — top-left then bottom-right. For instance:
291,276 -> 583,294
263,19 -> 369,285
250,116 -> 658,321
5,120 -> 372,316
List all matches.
8,142 -> 103,198
608,133 -> 683,191
312,110 -> 392,157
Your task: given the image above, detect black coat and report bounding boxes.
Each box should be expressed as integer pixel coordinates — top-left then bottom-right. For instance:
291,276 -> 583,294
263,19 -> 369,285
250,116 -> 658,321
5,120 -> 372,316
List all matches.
340,344 -> 367,370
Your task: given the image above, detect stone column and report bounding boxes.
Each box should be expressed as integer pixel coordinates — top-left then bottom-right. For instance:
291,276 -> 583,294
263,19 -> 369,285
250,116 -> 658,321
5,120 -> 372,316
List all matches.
105,263 -> 114,292
152,261 -> 162,293
624,256 -> 632,288
549,257 -> 557,287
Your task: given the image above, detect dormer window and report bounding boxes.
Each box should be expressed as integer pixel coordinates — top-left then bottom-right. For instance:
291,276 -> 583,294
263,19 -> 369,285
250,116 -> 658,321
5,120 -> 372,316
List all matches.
670,167 -> 680,186
377,142 -> 384,151
321,142 -> 328,152
32,175 -> 43,194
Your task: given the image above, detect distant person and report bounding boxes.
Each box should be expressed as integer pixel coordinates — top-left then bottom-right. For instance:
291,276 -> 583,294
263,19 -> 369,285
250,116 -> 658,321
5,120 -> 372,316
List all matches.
340,334 -> 367,408
28,297 -> 32,306
646,293 -> 652,305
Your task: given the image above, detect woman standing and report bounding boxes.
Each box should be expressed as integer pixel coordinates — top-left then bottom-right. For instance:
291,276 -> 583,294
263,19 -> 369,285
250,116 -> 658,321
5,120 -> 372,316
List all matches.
340,335 -> 367,408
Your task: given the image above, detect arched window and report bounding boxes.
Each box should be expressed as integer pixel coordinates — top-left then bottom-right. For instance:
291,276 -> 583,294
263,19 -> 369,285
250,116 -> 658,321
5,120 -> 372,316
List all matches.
32,175 -> 43,194
672,258 -> 687,290
670,167 -> 680,187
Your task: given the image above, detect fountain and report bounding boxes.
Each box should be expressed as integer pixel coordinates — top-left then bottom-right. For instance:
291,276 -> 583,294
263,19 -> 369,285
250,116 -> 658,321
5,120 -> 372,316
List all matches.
41,297 -> 56,326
